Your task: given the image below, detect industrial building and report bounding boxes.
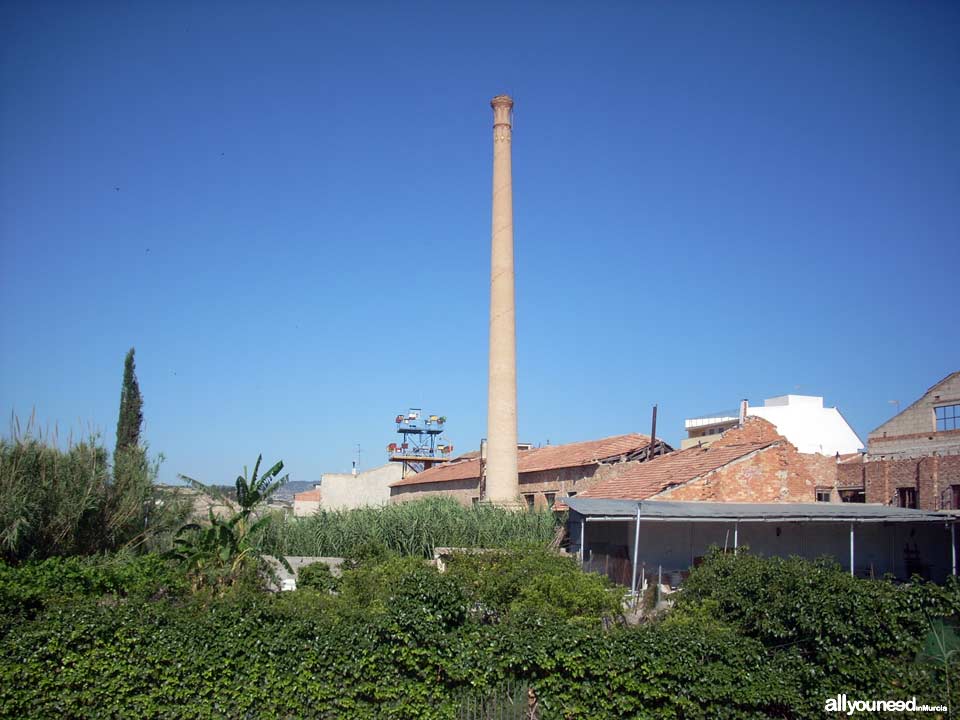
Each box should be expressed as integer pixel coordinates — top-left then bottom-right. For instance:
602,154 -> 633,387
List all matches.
578,416 -> 838,505
389,433 -> 672,508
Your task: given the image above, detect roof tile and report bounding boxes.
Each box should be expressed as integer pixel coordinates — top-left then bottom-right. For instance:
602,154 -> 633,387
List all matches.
579,441 -> 775,500
389,433 -> 654,488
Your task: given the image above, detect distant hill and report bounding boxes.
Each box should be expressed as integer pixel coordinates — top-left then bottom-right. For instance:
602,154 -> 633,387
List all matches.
274,480 -> 315,502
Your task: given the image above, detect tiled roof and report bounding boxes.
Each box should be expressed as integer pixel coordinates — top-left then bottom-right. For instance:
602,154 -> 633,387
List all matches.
294,488 -> 321,502
578,441 -> 776,501
389,433 -> 653,488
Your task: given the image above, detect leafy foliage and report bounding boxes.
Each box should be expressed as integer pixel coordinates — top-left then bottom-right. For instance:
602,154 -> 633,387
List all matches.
296,561 -> 339,593
1,549 -> 957,718
169,455 -> 290,591
445,547 -> 622,622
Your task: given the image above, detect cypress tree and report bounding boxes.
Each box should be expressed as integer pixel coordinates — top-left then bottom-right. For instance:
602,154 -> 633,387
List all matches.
115,347 -> 143,455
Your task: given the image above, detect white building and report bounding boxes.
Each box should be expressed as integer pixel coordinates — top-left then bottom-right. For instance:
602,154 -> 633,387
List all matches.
682,394 -> 863,456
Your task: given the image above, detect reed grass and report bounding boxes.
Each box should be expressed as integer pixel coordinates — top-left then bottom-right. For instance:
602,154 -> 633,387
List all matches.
260,497 -> 562,558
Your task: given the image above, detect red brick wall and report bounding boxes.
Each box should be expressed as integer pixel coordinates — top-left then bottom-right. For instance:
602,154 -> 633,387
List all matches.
861,455 -> 960,509
711,416 -> 783,447
655,441 -> 821,503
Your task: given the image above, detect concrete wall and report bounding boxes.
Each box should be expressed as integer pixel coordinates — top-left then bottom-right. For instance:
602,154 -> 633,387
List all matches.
868,373 -> 960,458
321,463 -> 402,510
293,497 -> 321,517
575,517 -> 954,584
749,398 -> 863,455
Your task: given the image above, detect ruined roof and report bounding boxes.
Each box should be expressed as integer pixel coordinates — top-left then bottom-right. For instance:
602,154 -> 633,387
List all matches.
578,441 -> 776,501
389,433 -> 654,488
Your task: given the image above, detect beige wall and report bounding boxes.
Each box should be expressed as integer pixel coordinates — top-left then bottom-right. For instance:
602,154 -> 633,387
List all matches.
868,374 -> 960,458
321,463 -> 402,510
293,497 -> 321,517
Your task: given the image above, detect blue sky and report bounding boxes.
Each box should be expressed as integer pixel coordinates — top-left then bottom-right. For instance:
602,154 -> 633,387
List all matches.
1,1 -> 957,485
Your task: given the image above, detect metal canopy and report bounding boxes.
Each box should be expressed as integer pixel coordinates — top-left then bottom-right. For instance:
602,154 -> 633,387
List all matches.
565,497 -> 951,524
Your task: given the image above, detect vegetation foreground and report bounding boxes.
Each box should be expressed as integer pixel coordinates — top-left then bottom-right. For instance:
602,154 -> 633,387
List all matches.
1,548 -> 958,719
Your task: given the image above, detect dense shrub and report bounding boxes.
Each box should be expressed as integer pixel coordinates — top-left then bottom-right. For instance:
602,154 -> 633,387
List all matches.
0,553 -> 185,614
296,560 -> 339,592
260,496 -> 561,558
676,551 -> 960,695
1,549 -> 956,718
445,547 -> 622,622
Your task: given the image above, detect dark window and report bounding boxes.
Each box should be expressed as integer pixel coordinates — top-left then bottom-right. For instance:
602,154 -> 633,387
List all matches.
567,491 -> 577,498
544,492 -> 556,509
946,485 -> 960,510
897,487 -> 917,509
815,489 -> 831,502
936,405 -> 960,432
840,490 -> 865,503
523,494 -> 535,511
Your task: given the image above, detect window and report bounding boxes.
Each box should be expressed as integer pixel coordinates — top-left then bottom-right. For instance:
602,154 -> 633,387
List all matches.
815,489 -> 832,503
935,405 -> 960,432
945,485 -> 960,510
567,491 -> 577,498
544,492 -> 556,509
897,487 -> 917,509
523,494 -> 535,511
839,490 -> 865,503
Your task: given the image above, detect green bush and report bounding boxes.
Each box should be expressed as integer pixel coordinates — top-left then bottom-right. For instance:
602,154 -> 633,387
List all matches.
446,547 -> 622,623
296,561 -> 339,593
0,548 -> 956,718
675,549 -> 960,707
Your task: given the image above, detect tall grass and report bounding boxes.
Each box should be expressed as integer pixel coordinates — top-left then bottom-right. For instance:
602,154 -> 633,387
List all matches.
0,417 -> 187,563
260,497 -> 562,558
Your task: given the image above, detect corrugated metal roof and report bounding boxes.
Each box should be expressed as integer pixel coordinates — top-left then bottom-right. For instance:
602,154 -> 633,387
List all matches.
566,497 -> 951,523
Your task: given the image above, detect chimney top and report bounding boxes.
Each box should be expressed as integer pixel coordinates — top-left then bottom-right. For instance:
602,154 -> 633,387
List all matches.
491,95 -> 514,127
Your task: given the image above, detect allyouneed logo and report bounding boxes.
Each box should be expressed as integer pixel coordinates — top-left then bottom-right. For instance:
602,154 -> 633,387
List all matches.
824,694 -> 948,715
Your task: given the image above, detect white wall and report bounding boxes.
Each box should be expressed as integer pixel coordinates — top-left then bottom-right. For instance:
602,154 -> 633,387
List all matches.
749,395 -> 863,455
320,463 -> 403,510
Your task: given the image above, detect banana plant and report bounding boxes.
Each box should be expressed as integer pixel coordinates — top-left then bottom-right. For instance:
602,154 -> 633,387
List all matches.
170,455 -> 292,590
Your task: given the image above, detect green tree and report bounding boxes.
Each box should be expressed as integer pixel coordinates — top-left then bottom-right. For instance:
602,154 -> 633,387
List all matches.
114,348 -> 143,457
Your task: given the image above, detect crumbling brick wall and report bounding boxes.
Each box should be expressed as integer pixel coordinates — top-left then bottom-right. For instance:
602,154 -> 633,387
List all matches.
654,444 -> 815,502
861,455 -> 960,509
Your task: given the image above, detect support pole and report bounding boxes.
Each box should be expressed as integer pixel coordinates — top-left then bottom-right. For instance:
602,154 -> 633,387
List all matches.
580,519 -> 586,566
952,522 -> 957,577
849,523 -> 855,578
733,522 -> 739,556
631,507 -> 641,597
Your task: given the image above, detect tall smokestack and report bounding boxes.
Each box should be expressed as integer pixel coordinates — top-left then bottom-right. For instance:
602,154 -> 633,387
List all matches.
485,94 -> 520,507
